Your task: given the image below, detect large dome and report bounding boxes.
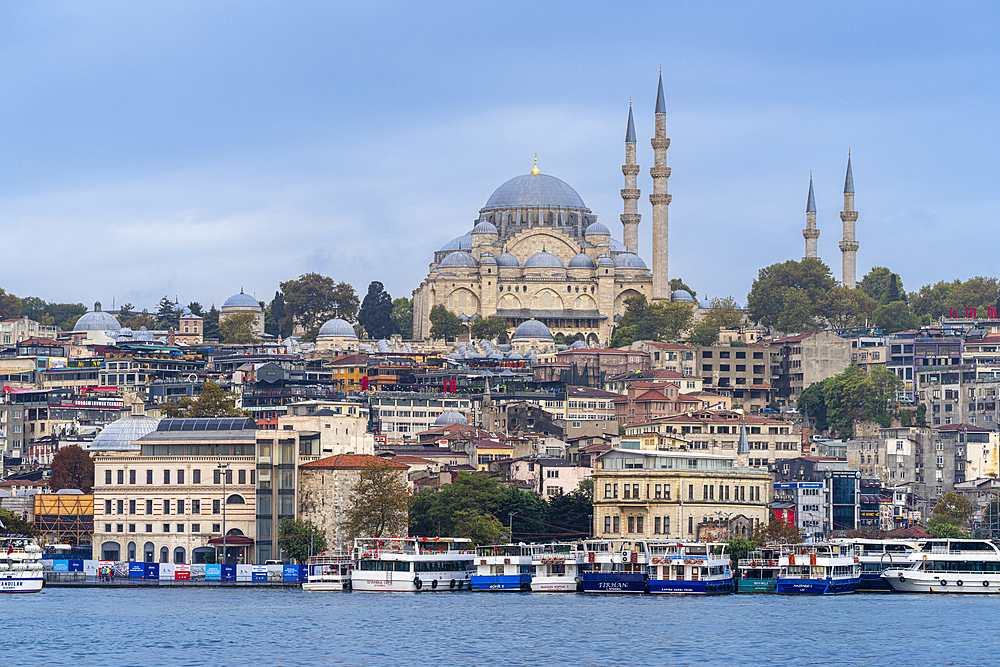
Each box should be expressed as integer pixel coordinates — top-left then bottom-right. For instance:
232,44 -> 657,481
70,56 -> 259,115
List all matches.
434,410 -> 468,427
223,292 -> 262,310
512,319 -> 552,340
89,414 -> 161,451
524,251 -> 564,269
76,303 -> 121,332
438,251 -> 479,269
318,319 -> 358,339
482,173 -> 589,212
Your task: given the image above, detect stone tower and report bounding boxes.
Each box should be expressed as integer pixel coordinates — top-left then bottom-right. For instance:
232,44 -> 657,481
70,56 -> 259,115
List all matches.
839,155 -> 859,288
649,72 -> 671,301
803,173 -> 819,259
620,103 -> 641,255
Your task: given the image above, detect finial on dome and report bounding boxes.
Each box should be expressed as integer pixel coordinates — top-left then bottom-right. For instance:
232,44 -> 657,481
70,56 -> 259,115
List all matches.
531,153 -> 540,175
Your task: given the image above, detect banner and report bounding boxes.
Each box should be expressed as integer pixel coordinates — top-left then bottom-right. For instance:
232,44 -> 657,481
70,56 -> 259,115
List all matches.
158,563 -> 175,580
175,564 -> 191,581
53,560 -> 69,572
251,565 -> 267,582
237,565 -> 253,582
129,563 -> 145,579
221,564 -> 236,582
144,563 -> 159,579
205,564 -> 221,581
283,565 -> 300,582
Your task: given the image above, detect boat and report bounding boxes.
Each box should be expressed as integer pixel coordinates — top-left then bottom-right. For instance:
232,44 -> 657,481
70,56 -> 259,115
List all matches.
737,547 -> 784,593
530,542 -> 585,592
0,535 -> 44,593
647,541 -> 734,595
302,552 -> 353,591
470,544 -> 533,591
832,539 -> 920,591
350,537 -> 474,592
775,542 -> 862,594
578,539 -> 649,593
881,538 -> 1000,593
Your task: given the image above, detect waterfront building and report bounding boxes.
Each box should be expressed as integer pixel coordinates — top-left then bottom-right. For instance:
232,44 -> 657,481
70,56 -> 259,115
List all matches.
772,457 -> 861,535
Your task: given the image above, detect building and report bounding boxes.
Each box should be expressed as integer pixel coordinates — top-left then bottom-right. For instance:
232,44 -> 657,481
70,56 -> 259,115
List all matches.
769,331 -> 851,404
220,290 -> 265,337
603,369 -> 701,395
0,317 -> 59,347
278,400 -> 374,457
492,457 -> 590,500
533,348 -> 649,388
625,341 -> 695,374
612,381 -> 697,426
772,457 -> 861,536
175,313 -> 204,346
33,490 -> 93,547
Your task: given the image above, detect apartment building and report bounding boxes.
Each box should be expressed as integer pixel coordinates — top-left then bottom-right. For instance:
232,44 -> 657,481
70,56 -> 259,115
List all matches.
769,331 -> 851,404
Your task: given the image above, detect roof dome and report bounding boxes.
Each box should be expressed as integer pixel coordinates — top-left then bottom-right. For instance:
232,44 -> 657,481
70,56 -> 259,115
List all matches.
568,253 -> 596,269
434,410 -> 469,426
609,238 -> 627,253
473,220 -> 498,235
614,253 -> 649,270
438,251 -> 479,269
496,252 -> 520,268
76,304 -> 121,332
585,221 -> 611,236
440,232 -> 472,252
570,340 -> 588,349
90,413 -> 161,451
512,319 -> 552,340
672,290 -> 696,303
597,255 -> 615,267
479,253 -> 497,265
698,299 -> 713,308
482,173 -> 589,212
524,251 -> 564,269
318,318 -> 358,339
223,292 -> 262,310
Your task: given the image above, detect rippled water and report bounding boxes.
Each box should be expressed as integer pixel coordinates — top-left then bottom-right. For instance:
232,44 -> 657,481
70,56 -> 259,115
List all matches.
2,588 -> 998,666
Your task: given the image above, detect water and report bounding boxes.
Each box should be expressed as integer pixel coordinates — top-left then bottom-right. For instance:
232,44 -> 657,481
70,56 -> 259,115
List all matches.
3,589 -> 998,666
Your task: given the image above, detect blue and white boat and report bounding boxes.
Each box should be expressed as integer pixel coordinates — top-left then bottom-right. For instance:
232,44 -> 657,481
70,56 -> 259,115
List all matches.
775,542 -> 861,595
351,537 -> 474,592
471,544 -> 533,592
0,536 -> 44,593
530,542 -> 585,592
579,539 -> 649,594
647,541 -> 734,595
833,539 -> 919,591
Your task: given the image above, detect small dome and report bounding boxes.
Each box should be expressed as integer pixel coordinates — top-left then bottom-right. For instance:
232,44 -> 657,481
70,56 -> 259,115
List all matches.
438,251 -> 479,269
585,221 -> 611,236
609,238 -> 628,253
434,410 -> 468,426
76,305 -> 121,332
473,220 -> 498,235
568,253 -> 596,269
479,253 -> 497,265
614,253 -> 649,270
497,252 -> 520,268
488,352 -> 504,360
570,340 -> 588,349
440,232 -> 473,252
318,319 -> 358,339
512,319 -> 552,340
483,173 -> 589,212
90,414 -> 161,451
671,291 -> 696,303
698,299 -> 713,308
524,251 -> 564,269
223,292 -> 262,310
597,255 -> 615,267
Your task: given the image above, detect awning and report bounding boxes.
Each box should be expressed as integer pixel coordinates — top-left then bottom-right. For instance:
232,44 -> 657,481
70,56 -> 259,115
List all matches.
207,536 -> 255,546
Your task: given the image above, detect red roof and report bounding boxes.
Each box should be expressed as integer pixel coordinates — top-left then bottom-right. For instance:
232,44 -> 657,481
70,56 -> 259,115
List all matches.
935,423 -> 992,433
389,455 -> 435,465
301,454 -> 407,470
771,333 -> 816,344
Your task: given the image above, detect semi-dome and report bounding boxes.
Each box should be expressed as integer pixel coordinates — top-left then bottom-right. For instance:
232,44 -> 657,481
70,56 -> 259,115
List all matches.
440,232 -> 472,252
512,319 -> 552,340
318,318 -> 358,339
472,221 -> 498,235
585,221 -> 611,236
524,251 -> 564,269
90,413 -> 161,452
76,303 -> 121,332
223,291 -> 262,310
438,251 -> 479,269
482,173 -> 589,212
496,252 -> 520,268
672,290 -> 696,303
614,253 -> 649,270
568,253 -> 596,269
609,238 -> 627,253
434,410 -> 468,426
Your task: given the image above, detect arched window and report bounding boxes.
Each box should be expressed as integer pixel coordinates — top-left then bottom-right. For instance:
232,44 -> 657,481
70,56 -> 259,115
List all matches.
160,547 -> 169,563
226,528 -> 245,537
174,547 -> 186,564
226,494 -> 246,504
143,542 -> 155,563
101,541 -> 121,561
127,541 -> 137,562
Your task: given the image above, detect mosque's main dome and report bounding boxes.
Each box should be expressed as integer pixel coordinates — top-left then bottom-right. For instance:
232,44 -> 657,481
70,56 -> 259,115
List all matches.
482,173 -> 589,212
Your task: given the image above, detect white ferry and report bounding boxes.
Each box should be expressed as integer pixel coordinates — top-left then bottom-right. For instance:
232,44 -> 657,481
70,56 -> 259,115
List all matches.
0,536 -> 44,593
882,538 -> 1000,593
775,542 -> 862,595
832,538 -> 920,591
647,541 -> 734,595
579,539 -> 649,593
530,542 -> 585,592
302,552 -> 353,591
350,537 -> 474,592
470,544 -> 534,592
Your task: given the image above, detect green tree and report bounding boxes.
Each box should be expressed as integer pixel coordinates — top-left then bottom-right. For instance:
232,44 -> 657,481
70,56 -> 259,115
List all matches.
910,280 -> 960,320
344,460 -> 410,539
391,298 -> 413,340
0,507 -> 39,537
358,281 -> 396,340
752,519 -> 803,544
774,287 -> 820,333
47,303 -> 87,330
823,287 -> 878,328
726,537 -> 758,570
874,301 -> 920,333
187,302 -> 204,317
926,519 -> 969,539
452,509 -> 507,545
267,292 -> 288,338
156,296 -> 179,329
280,273 -> 358,338
429,304 -> 464,341
220,311 -> 260,344
686,296 -> 744,346
746,258 -> 837,330
48,445 -> 95,494
611,294 -> 694,346
823,366 -> 902,435
161,380 -> 245,417
118,303 -> 135,320
410,472 -> 503,536
932,492 -> 973,523
545,481 -> 594,538
951,277 -> 1000,317
19,296 -> 47,321
470,315 -> 509,343
278,517 -> 327,564
859,267 -> 907,306
496,485 -> 549,541
797,377 -> 832,432
203,306 -> 221,340
0,288 -> 22,320
670,278 -> 697,301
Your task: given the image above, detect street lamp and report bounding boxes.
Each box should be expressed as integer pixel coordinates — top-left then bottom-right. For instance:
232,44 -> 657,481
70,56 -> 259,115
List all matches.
217,463 -> 230,566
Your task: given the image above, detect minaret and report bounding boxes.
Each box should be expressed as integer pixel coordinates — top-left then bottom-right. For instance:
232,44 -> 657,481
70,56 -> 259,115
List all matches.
649,72 -> 671,301
839,154 -> 859,288
803,173 -> 819,259
621,102 -> 641,254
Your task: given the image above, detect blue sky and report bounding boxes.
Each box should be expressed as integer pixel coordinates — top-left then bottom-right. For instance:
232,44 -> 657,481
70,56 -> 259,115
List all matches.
1,1 -> 997,311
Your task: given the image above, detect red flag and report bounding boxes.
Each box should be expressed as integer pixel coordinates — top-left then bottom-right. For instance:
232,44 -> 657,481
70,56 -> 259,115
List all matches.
6,543 -> 12,555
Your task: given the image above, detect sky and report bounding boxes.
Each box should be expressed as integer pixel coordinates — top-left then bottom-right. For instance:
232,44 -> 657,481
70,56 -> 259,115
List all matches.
1,1 -> 998,312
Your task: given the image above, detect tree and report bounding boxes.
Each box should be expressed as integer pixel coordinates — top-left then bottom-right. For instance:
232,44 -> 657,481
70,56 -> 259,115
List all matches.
267,292 -> 288,338
910,280 -> 960,320
932,492 -> 973,523
19,296 -> 47,321
470,315 -> 509,343
391,298 -> 413,340
496,485 -> 549,540
410,472 -> 503,536
746,258 -> 837,331
48,445 -> 94,494
752,519 -> 803,544
187,302 -> 204,317
357,281 -> 395,340
686,296 -> 744,346
874,300 -> 920,333
203,306 -> 221,340
278,517 -> 327,564
797,377 -> 832,432
610,294 -> 694,347
823,366 -> 903,435
823,287 -> 878,329
726,537 -> 758,570
161,380 -> 245,418
859,267 -> 907,306
429,304 -> 464,341
118,303 -> 135,320
546,481 -> 594,539
670,278 -> 697,301
0,288 -> 22,320
774,287 -> 820,333
0,508 -> 39,537
926,519 -> 969,539
344,460 -> 410,539
219,310 -> 260,344
281,273 -> 358,338
156,296 -> 179,329
950,277 -> 1000,317
452,509 -> 507,545
47,303 -> 87,330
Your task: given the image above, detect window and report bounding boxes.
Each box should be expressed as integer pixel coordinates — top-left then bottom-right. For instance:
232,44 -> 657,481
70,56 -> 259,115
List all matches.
624,485 -> 631,499
655,517 -> 661,534
664,484 -> 671,499
193,469 -> 201,484
213,500 -> 221,514
105,524 -> 111,533
604,484 -> 613,498
688,484 -> 694,500
146,524 -> 153,533
146,470 -> 153,484
632,484 -> 639,498
163,500 -> 170,515
177,500 -> 185,515
239,469 -> 247,485
655,484 -> 662,499
177,470 -> 184,485
129,500 -> 136,514
163,524 -> 170,533
213,523 -> 221,532
164,470 -> 171,485
663,516 -> 670,535
636,516 -> 643,533
146,500 -> 153,514
688,516 -> 693,534
105,499 -> 112,515
192,524 -> 200,533
129,524 -> 135,533
192,499 -> 200,514
177,524 -> 184,533
116,500 -> 124,515
605,516 -> 611,533
613,516 -> 620,533
105,470 -> 112,485
628,516 -> 635,533
117,524 -> 124,533
214,470 -> 221,484
117,470 -> 124,485
130,470 -> 136,485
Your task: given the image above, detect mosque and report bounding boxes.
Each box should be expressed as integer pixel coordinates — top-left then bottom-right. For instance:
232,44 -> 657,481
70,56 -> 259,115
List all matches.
411,74 -> 676,347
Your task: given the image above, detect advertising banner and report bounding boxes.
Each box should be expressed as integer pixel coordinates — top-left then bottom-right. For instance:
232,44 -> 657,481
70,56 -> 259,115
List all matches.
158,563 -> 175,580
69,560 -> 84,572
252,565 -> 267,582
129,563 -> 145,579
174,564 -> 191,581
52,560 -> 69,572
144,563 -> 159,579
236,565 -> 253,582
283,565 -> 300,582
221,564 -> 236,581
205,564 -> 221,581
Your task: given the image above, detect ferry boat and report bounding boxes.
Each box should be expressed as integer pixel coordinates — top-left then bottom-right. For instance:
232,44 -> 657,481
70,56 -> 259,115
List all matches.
737,547 -> 785,593
881,538 -> 1000,593
302,552 -> 353,591
775,542 -> 862,595
579,539 -> 649,594
350,537 -> 474,592
530,542 -> 585,592
0,536 -> 44,593
647,541 -> 734,595
470,544 -> 533,591
833,539 -> 920,591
